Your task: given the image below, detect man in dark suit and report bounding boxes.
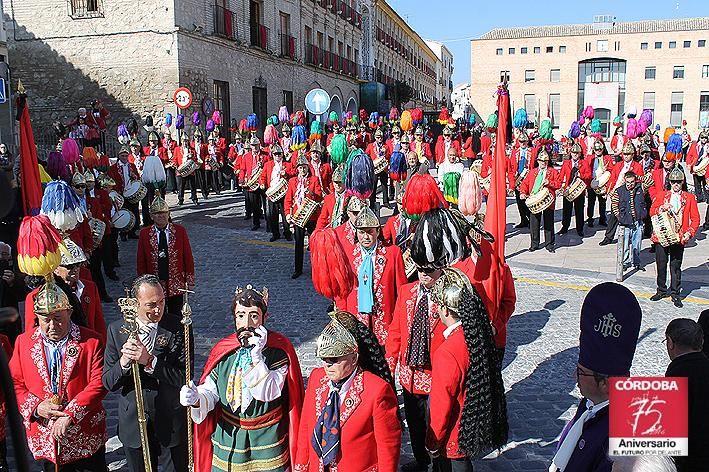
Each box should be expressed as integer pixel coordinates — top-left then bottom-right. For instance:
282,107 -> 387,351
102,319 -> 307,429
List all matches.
665,318 -> 709,472
102,274 -> 193,472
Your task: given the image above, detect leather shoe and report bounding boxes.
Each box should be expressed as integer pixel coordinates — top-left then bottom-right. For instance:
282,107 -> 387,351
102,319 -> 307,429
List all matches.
291,271 -> 302,279
269,235 -> 280,242
649,245 -> 656,253
587,220 -> 594,228
284,233 -> 293,241
243,215 -> 252,221
558,228 -> 568,235
576,230 -> 584,237
634,265 -> 645,272
598,239 -> 612,246
672,297 -> 683,308
650,292 -> 667,301
400,460 -> 430,472
515,222 -> 529,229
251,225 -> 260,231
529,246 -> 539,252
546,245 -> 556,253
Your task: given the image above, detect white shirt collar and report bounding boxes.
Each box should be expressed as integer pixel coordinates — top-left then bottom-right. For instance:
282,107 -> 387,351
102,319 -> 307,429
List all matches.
443,321 -> 462,339
329,368 -> 358,405
74,280 -> 85,300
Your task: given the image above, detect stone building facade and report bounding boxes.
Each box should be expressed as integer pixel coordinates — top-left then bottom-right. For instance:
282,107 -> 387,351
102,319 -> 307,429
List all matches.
4,0 -> 442,141
470,16 -> 709,138
425,39 -> 453,108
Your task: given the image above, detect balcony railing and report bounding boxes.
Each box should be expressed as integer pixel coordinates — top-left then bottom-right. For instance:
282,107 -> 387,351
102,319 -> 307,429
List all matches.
280,33 -> 296,60
68,0 -> 103,19
250,23 -> 269,50
305,44 -> 358,78
214,3 -> 236,40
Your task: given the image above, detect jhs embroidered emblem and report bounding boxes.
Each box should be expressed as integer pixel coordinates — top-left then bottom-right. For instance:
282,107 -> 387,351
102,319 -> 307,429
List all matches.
156,335 -> 169,347
593,313 -> 622,338
344,398 -> 354,408
67,346 -> 78,357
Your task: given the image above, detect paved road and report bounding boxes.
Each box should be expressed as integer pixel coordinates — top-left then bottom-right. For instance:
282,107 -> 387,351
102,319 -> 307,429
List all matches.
11,189 -> 708,471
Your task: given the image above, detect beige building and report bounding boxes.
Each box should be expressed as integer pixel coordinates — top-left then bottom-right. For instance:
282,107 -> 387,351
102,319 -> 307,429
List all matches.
425,40 -> 454,107
3,0 -> 440,140
470,16 -> 709,138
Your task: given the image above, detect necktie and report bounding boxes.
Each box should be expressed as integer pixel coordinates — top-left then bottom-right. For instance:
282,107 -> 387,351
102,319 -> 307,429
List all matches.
312,379 -> 346,465
48,342 -> 63,395
158,229 -> 169,281
532,169 -> 545,194
406,288 -> 431,369
550,400 -> 609,471
139,323 -> 157,353
357,245 -> 376,314
518,149 -> 527,174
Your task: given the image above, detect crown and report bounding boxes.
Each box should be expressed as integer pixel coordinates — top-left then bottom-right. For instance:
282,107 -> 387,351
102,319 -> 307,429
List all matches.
234,284 -> 269,307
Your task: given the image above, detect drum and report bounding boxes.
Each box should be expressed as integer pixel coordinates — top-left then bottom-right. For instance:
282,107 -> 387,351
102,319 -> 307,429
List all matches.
651,211 -> 680,247
590,170 -> 611,196
291,197 -> 319,228
693,156 -> 709,177
108,190 -> 124,210
245,166 -> 263,192
609,190 -> 620,217
111,209 -> 135,232
564,178 -> 587,202
525,187 -> 554,214
265,178 -> 288,202
89,218 -> 106,250
124,180 -> 147,204
641,173 -> 655,193
373,156 -> 388,175
402,247 -> 417,279
177,160 -> 198,177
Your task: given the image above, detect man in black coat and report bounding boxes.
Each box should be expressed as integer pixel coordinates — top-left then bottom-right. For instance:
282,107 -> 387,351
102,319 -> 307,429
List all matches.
616,171 -> 647,271
102,274 -> 193,472
665,318 -> 709,472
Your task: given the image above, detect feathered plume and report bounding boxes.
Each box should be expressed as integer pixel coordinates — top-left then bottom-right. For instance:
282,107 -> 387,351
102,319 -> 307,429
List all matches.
309,120 -> 323,143
626,105 -> 637,119
266,115 -> 279,126
264,124 -> 279,145
640,109 -> 653,127
293,110 -> 305,126
46,151 -> 69,181
443,172 -> 462,204
578,115 -> 586,126
16,215 -> 64,277
82,147 -> 99,169
291,125 -> 307,151
212,110 -> 222,125
583,106 -> 594,119
539,118 -> 553,141
229,118 -> 239,133
359,109 -> 368,123
486,113 -> 498,132
512,108 -> 528,129
328,111 -> 339,125
309,228 -> 356,301
144,115 -> 154,132
329,134 -> 349,166
626,118 -> 638,139
469,114 -> 476,126
388,107 -> 399,123
175,114 -> 185,130
117,123 -> 130,145
53,121 -> 67,139
344,149 -> 375,200
612,116 -> 622,128
40,180 -> 87,233
568,121 -> 581,139
239,119 -> 248,134
61,138 -> 81,164
368,112 -> 380,129
246,113 -> 259,132
665,133 -> 683,161
191,112 -> 201,126
206,119 -> 215,133
590,118 -> 602,135
127,118 -> 139,137
458,170 -> 482,216
278,106 -> 290,123
437,107 -> 452,125
663,127 -> 676,144
389,149 -> 407,182
402,173 -> 447,221
400,110 -> 413,132
410,208 -> 469,269
164,112 -> 173,127
411,108 -> 423,125
636,117 -> 648,135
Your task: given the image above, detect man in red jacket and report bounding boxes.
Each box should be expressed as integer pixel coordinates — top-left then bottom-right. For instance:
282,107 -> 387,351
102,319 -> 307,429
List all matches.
261,143 -> 293,242
242,136 -> 269,231
649,168 -> 700,308
508,132 -> 538,228
519,150 -> 561,252
410,126 -> 433,164
586,139 -> 613,228
107,146 -> 141,240
559,143 -> 592,237
84,171 -> 113,300
316,165 -> 347,230
11,280 -> 107,470
136,195 -> 195,316
599,142 -> 644,246
434,126 -> 462,165
308,141 -> 332,195
386,267 -> 445,471
284,155 -> 323,279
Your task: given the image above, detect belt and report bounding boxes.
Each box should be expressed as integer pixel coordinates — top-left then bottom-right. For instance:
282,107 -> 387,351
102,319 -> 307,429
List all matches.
219,404 -> 283,430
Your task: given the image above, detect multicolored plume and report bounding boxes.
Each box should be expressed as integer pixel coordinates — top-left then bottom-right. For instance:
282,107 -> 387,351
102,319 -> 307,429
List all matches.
665,133 -> 683,161
264,124 -> 279,145
612,116 -> 622,128
293,110 -> 306,126
329,134 -> 349,166
626,105 -> 637,119
486,113 -> 498,132
309,228 -> 356,301
368,112 -> 380,129
309,120 -> 323,143
117,123 -> 130,145
410,208 -> 469,269
16,215 -> 64,277
239,119 -> 248,134
389,149 -> 407,182
437,107 -> 453,125
328,111 -> 339,125
388,107 -> 399,122
443,172 -> 462,204
40,180 -> 87,233
411,108 -> 423,125
246,113 -> 259,132
344,149 -> 375,200
291,125 -> 307,151
165,113 -> 173,127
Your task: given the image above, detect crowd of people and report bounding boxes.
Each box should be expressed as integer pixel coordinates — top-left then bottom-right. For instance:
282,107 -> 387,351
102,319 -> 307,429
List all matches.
0,98 -> 708,472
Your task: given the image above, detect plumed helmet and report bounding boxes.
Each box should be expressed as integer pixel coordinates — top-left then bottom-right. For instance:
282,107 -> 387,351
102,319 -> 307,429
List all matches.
668,167 -> 685,182
71,171 -> 86,187
353,207 -> 380,229
346,197 -> 368,214
149,194 -> 169,214
316,311 -> 358,358
34,280 -> 72,315
571,143 -> 582,154
431,267 -> 473,314
60,237 -> 87,266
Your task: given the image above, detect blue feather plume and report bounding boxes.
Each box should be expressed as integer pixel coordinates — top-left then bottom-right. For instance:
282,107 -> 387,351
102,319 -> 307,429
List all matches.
175,114 -> 185,130
512,108 -> 528,129
389,150 -> 407,181
165,113 -> 173,126
469,114 -> 476,125
345,149 -> 375,200
246,113 -> 259,130
40,180 -> 88,232
291,125 -> 306,149
568,121 -> 581,139
666,133 -> 683,154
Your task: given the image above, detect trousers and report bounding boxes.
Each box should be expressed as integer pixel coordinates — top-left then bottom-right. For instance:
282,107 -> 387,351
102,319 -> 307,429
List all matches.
246,190 -> 263,227
587,191 -> 607,224
529,207 -> 555,249
41,446 -> 107,472
655,243 -> 684,297
402,388 -> 430,465
692,174 -> 706,202
294,221 -> 315,274
433,457 -> 474,472
124,441 -> 187,472
561,193 -> 585,232
268,199 -> 291,238
177,174 -> 198,203
515,189 -> 530,225
622,221 -> 643,267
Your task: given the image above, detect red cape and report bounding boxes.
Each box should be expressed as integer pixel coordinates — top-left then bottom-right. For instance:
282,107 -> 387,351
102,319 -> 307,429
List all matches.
193,331 -> 305,472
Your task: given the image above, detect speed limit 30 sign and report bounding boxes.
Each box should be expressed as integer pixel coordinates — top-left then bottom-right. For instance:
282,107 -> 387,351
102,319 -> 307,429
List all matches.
173,87 -> 193,109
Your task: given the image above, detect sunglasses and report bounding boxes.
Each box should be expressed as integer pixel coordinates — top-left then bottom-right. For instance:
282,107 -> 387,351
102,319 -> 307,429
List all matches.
73,185 -> 86,189
321,357 -> 348,366
576,366 -> 595,378
417,266 -> 437,274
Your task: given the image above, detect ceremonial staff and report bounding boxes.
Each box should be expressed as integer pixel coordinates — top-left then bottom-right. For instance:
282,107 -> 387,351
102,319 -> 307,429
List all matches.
118,287 -> 152,472
179,283 -> 195,472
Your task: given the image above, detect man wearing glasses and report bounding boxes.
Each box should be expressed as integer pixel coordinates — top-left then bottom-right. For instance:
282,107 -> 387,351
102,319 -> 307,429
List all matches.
686,130 -> 708,204
549,282 -> 641,472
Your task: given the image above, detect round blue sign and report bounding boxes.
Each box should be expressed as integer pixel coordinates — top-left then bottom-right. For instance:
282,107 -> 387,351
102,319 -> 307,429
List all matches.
305,88 -> 331,115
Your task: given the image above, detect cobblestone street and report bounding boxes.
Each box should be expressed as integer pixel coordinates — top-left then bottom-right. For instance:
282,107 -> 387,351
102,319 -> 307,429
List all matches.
82,190 -> 709,471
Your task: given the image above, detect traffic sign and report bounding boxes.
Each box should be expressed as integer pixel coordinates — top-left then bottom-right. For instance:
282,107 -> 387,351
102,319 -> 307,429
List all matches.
0,79 -> 6,104
305,88 -> 331,115
202,97 -> 215,117
173,87 -> 193,109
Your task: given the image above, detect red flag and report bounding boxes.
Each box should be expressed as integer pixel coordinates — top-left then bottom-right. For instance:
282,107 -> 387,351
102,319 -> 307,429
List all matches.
16,94 -> 43,216
481,84 -> 510,315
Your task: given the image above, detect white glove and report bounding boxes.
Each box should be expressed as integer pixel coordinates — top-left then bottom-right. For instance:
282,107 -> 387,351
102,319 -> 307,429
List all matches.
179,380 -> 199,407
249,325 -> 268,361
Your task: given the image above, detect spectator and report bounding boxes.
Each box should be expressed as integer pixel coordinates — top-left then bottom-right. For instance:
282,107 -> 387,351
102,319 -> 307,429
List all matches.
612,455 -> 677,471
665,318 -> 709,472
0,241 -> 26,345
0,144 -> 14,187
617,171 -> 647,271
698,309 -> 709,357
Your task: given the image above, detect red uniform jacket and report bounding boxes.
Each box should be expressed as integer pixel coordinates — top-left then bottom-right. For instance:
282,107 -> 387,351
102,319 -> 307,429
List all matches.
86,188 -> 112,239
355,132 -> 372,150
136,223 -> 195,299
260,159 -> 294,191
366,141 -> 390,164
107,161 -> 140,193
648,167 -> 673,201
519,167 -> 561,206
509,146 -> 538,178
686,141 -> 709,171
608,160 -> 645,192
24,280 -> 106,344
10,324 -> 107,464
143,145 -> 169,165
409,140 -> 433,161
426,325 -> 468,459
479,134 -> 491,158
650,191 -> 700,245
462,136 -> 475,159
0,334 -> 11,442
385,138 -> 405,156
381,214 -> 402,247
342,244 -> 406,347
284,176 -> 323,222
385,282 -> 445,395
610,134 -> 628,156
68,220 -> 93,255
434,139 -> 462,164
316,191 -> 347,230
171,146 -> 192,168
333,221 -> 358,259
294,368 -> 401,472
481,152 -> 515,192
559,158 -> 593,188
309,162 -> 333,195
241,151 -> 269,184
